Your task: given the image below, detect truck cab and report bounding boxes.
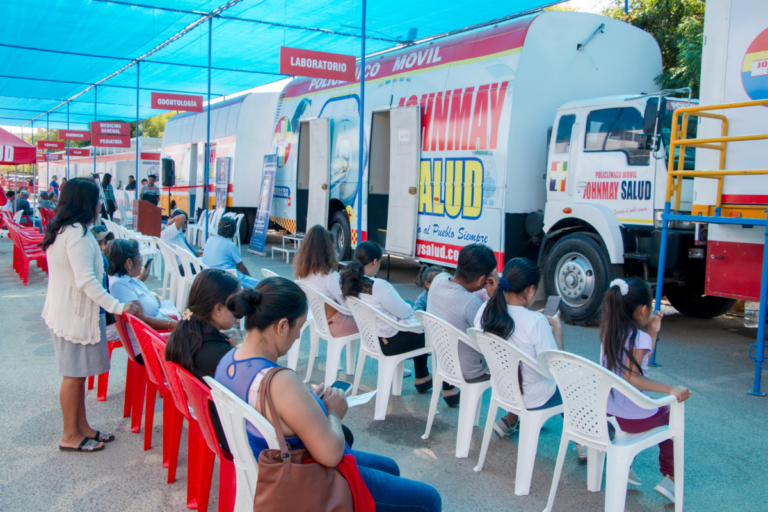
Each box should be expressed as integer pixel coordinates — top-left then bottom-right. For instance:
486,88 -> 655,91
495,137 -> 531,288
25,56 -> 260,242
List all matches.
540,92 -> 735,324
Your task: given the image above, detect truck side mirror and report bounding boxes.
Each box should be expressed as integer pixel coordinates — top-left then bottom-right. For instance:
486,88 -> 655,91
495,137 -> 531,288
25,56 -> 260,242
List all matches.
643,98 -> 658,135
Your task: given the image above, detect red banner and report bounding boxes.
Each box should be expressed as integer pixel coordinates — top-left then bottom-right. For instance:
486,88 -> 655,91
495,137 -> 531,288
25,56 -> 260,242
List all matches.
151,92 -> 204,112
92,134 -> 131,148
91,121 -> 131,136
59,130 -> 91,141
38,140 -> 64,150
67,148 -> 91,157
279,47 -> 356,82
46,153 -> 63,161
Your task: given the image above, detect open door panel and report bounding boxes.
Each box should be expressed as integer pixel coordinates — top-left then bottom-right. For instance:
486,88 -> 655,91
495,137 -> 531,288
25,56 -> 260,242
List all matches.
306,117 -> 331,231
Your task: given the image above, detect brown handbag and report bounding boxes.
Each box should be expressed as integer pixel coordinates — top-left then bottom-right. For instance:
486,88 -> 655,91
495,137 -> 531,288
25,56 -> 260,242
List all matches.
252,367 -> 354,512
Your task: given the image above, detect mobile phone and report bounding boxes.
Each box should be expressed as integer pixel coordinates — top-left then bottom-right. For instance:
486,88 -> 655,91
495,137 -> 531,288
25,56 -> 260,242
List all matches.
143,258 -> 153,270
543,295 -> 562,317
320,380 -> 352,398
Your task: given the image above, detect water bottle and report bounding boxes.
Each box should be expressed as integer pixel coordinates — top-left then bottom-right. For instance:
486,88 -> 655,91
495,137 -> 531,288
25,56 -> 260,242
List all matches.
744,301 -> 760,328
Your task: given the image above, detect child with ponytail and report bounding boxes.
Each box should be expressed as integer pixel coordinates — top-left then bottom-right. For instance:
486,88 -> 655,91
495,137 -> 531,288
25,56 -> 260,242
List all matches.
475,257 -> 564,438
600,277 -> 691,503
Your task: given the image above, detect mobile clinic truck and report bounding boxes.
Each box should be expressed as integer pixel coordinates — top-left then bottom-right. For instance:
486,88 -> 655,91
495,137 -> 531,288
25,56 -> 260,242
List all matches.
160,92 -> 279,237
267,10 -> 734,325
686,0 -> 768,308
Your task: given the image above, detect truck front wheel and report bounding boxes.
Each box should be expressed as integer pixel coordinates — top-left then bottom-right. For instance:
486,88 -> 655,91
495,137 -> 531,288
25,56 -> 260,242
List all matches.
664,284 -> 736,318
545,233 -> 616,326
329,210 -> 352,261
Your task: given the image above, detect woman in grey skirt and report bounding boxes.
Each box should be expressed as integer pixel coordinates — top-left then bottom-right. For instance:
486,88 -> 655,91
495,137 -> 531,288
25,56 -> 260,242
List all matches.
41,178 -> 139,453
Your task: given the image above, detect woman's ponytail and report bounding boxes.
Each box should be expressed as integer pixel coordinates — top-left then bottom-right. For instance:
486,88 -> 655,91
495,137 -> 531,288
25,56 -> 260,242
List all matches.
600,277 -> 652,375
481,257 -> 540,339
340,261 -> 367,299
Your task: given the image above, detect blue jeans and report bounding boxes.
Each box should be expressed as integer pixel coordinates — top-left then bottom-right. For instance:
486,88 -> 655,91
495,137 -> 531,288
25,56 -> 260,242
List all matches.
529,387 -> 563,411
352,450 -> 441,512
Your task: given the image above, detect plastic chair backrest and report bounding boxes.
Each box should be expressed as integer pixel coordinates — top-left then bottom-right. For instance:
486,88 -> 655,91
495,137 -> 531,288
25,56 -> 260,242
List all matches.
296,281 -> 351,339
13,210 -> 23,222
113,314 -> 140,364
173,244 -> 197,281
345,297 -> 386,356
188,250 -> 210,272
164,359 -> 196,423
414,311 -> 470,383
126,314 -> 168,391
177,366 -> 230,460
204,376 -> 278,506
537,349 -> 664,448
469,328 -> 551,410
261,268 -> 278,279
155,238 -> 182,277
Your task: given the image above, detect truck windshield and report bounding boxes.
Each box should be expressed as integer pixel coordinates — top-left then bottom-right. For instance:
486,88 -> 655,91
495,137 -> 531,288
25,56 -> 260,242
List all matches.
661,108 -> 697,170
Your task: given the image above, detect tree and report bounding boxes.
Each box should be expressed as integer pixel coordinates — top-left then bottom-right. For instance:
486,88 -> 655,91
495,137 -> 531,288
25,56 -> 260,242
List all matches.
603,0 -> 705,96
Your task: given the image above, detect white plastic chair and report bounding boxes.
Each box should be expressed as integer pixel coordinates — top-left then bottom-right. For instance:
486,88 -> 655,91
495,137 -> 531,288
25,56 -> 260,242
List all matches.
115,193 -> 134,227
232,213 -> 245,250
296,282 -> 353,387
347,297 -> 433,421
538,350 -> 685,512
204,376 -> 278,512
468,328 -> 564,495
174,244 -> 205,310
155,238 -> 181,304
124,228 -> 159,278
186,208 -> 214,247
416,312 -> 491,458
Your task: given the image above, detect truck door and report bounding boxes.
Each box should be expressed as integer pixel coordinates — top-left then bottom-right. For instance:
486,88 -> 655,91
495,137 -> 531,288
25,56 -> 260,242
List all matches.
579,106 -> 654,226
306,117 -> 331,231
385,106 -> 421,257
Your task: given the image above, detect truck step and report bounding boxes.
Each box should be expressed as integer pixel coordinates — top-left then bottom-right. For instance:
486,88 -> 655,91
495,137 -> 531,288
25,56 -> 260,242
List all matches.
624,252 -> 652,261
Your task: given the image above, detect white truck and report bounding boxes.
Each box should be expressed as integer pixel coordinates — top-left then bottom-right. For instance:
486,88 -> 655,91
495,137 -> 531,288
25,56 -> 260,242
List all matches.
265,10 -> 736,325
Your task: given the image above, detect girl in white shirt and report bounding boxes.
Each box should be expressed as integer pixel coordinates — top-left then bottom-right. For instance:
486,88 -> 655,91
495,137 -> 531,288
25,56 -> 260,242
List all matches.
294,225 -> 358,337
341,242 -> 457,405
475,257 -> 564,436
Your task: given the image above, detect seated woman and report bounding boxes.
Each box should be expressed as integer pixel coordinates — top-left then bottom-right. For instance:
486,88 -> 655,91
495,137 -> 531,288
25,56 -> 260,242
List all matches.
166,268 -> 242,453
475,257 -> 564,438
105,239 -> 179,364
215,278 -> 441,512
294,225 -> 357,337
340,242 -> 457,405
202,216 -> 258,288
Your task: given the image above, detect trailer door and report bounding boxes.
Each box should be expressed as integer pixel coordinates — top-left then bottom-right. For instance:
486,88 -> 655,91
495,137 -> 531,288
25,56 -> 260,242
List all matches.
386,106 -> 421,257
306,118 -> 331,231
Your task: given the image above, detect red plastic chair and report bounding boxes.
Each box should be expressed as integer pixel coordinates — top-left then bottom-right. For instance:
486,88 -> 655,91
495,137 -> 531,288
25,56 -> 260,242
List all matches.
126,315 -> 178,457
6,225 -> 46,285
86,337 -> 123,401
154,337 -> 203,509
113,314 -> 147,434
176,365 -> 236,512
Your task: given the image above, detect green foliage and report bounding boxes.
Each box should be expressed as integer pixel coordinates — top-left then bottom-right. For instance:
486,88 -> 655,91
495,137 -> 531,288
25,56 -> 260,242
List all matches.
603,0 -> 705,96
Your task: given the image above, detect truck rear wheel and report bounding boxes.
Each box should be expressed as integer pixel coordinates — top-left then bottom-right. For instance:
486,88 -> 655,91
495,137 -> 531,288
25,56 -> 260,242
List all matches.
329,210 -> 352,261
545,233 -> 615,326
664,285 -> 737,318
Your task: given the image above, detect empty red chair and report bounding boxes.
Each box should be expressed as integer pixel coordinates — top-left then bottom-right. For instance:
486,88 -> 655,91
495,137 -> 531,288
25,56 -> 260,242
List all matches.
155,337 -> 204,510
176,365 -> 236,512
86,337 -> 123,401
113,315 -> 147,434
6,225 -> 46,285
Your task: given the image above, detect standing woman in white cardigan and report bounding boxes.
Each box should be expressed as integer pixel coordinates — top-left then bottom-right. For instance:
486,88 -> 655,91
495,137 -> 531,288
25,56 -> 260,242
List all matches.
41,177 -> 139,453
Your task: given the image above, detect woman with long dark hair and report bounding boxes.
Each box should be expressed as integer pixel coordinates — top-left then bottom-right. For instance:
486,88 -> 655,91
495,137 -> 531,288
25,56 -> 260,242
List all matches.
100,173 -> 116,220
340,242 -> 457,405
42,177 -> 139,453
294,225 -> 358,337
215,278 -> 442,512
600,278 -> 691,503
476,257 -> 563,437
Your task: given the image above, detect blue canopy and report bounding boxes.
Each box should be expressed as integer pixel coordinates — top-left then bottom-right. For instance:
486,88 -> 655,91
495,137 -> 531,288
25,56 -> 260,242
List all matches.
0,0 -> 565,129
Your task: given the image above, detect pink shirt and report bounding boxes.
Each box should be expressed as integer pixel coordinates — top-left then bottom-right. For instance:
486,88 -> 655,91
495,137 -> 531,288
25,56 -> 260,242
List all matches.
604,330 -> 658,420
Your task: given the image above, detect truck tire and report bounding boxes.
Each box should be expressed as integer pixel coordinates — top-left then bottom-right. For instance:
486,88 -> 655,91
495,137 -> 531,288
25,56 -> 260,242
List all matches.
664,285 -> 737,319
329,210 -> 352,261
544,233 -> 615,326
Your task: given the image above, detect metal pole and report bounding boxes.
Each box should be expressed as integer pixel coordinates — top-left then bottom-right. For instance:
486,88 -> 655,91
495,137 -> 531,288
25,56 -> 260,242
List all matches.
204,17 -> 212,242
649,200 -> 671,367
625,0 -> 629,15
66,102 -> 70,180
46,113 -> 49,190
136,62 -> 140,202
94,86 -> 98,187
748,224 -> 768,396
32,120 -> 36,209
357,0 -> 366,242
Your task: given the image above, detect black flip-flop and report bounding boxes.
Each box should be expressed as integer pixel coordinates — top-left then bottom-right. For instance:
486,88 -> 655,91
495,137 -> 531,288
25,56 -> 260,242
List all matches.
89,430 -> 115,443
59,437 -> 105,453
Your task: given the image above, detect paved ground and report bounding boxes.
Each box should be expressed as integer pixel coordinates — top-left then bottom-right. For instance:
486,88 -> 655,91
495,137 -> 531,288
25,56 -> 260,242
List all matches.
0,233 -> 766,512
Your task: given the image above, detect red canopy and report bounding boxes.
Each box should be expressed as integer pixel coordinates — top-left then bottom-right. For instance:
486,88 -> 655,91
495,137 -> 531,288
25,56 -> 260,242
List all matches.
0,127 -> 35,165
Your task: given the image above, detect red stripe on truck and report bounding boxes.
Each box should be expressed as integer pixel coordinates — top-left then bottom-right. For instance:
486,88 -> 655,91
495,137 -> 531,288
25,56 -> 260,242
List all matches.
415,239 -> 504,272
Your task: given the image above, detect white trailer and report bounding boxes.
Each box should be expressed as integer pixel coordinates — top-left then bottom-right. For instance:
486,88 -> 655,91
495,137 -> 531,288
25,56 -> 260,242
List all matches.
160,92 -> 279,237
